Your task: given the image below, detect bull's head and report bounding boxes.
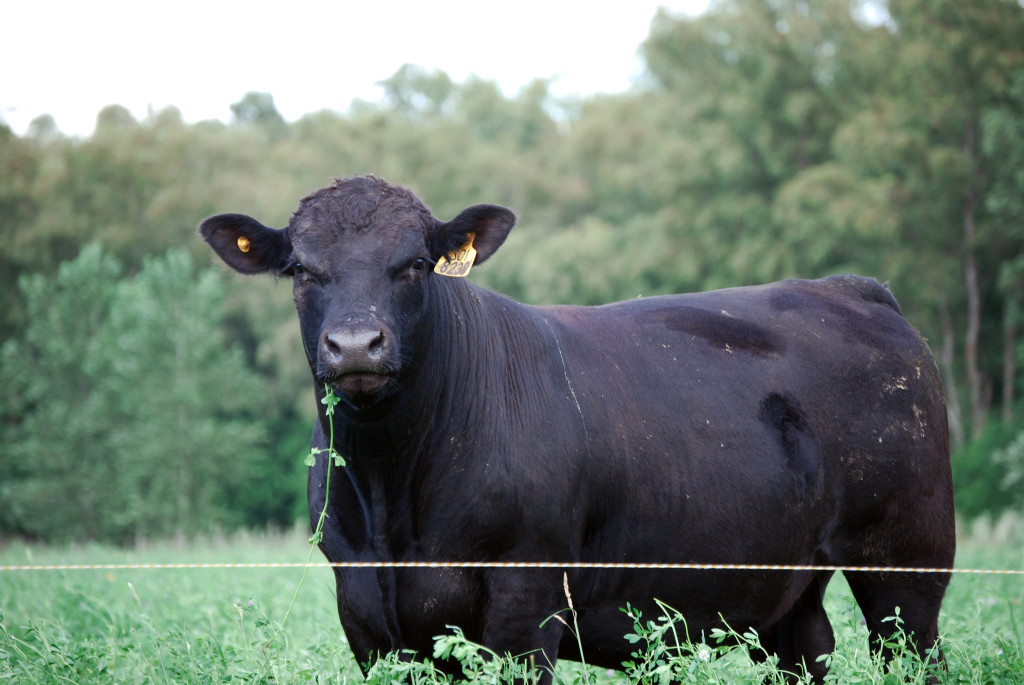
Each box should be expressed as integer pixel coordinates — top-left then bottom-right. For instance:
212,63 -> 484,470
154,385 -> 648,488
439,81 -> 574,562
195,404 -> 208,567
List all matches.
199,176 -> 514,412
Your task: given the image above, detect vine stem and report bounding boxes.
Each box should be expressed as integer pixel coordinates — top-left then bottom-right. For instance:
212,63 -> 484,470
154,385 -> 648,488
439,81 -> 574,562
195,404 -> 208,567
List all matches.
263,384 -> 341,654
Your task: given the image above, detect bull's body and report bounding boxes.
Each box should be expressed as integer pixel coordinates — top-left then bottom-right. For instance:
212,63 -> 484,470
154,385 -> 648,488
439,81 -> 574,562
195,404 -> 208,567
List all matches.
201,176 -> 954,682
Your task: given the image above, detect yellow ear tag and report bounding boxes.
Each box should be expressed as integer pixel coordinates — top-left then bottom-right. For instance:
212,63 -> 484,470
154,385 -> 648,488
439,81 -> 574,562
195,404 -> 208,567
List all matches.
237,235 -> 251,253
433,233 -> 477,278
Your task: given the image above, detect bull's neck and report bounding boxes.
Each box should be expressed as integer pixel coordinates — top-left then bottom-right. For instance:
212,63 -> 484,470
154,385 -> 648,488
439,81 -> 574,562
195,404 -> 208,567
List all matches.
323,276 -> 545,488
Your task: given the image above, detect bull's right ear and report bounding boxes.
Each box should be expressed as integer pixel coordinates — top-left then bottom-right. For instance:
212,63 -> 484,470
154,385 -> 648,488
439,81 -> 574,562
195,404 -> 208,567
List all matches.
198,213 -> 290,275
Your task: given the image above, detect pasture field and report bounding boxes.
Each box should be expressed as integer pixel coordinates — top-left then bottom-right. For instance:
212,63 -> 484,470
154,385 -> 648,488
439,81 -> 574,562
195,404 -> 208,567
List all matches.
1,522 -> 1021,684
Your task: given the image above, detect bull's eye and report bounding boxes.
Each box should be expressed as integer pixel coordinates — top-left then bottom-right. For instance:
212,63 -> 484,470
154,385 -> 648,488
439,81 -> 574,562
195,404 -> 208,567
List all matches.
395,256 -> 433,280
286,261 -> 326,286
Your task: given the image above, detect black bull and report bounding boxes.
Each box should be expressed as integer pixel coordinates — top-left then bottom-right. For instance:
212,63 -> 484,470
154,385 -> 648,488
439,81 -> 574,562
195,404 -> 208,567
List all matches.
200,175 -> 954,681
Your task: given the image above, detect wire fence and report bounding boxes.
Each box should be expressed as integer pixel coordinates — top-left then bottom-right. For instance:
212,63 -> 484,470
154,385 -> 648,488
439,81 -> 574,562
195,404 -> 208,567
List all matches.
2,561 -> 1021,574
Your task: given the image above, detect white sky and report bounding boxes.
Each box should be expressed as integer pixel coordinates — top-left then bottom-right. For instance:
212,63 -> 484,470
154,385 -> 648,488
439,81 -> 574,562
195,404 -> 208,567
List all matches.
1,0 -> 708,138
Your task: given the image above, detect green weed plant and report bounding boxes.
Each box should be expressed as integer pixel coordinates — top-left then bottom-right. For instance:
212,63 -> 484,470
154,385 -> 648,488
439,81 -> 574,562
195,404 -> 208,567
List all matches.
1,505 -> 1021,683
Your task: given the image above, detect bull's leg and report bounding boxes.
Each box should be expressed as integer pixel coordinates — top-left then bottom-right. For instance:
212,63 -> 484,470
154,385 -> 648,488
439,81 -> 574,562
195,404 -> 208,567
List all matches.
843,570 -> 950,679
478,570 -> 567,685
332,568 -> 394,675
755,572 -> 836,683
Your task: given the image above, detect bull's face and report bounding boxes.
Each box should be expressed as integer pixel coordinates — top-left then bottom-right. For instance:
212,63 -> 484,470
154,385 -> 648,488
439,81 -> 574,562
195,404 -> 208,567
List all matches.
199,177 -> 514,413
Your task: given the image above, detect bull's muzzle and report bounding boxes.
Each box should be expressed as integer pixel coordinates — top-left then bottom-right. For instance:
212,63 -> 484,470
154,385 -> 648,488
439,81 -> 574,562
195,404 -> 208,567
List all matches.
320,325 -> 394,398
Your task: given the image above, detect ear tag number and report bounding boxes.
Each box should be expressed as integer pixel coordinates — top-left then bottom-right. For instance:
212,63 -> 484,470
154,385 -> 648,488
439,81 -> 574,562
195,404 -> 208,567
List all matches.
237,235 -> 251,253
434,233 -> 477,278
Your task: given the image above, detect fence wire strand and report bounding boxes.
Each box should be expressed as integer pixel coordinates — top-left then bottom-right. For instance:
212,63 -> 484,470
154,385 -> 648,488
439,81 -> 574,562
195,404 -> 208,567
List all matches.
1,561 -> 1021,574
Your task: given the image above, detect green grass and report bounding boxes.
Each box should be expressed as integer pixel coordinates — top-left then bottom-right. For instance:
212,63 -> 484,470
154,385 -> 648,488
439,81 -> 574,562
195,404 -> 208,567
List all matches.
1,522 -> 1021,684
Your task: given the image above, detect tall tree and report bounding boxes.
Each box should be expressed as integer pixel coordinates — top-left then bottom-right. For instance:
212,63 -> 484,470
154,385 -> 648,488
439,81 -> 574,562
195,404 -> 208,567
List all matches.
0,245 -> 121,539
230,91 -> 287,132
0,124 -> 46,341
888,0 -> 1024,438
0,246 -> 284,543
983,70 -> 1024,421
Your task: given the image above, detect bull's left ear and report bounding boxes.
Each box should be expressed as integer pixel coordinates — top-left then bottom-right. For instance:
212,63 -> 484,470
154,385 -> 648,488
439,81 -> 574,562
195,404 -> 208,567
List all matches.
431,204 -> 516,266
198,213 -> 290,275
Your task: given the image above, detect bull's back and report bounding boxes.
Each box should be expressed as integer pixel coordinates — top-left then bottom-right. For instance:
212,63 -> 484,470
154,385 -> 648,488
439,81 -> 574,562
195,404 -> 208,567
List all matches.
537,275 -> 950,554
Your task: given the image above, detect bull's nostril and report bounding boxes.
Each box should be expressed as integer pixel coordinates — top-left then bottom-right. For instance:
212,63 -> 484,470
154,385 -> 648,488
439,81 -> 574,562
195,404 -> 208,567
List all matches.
322,332 -> 345,364
368,330 -> 386,354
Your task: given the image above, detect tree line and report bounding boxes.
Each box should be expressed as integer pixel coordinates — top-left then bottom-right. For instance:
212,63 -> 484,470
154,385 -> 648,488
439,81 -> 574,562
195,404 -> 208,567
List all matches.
2,0 -> 1022,543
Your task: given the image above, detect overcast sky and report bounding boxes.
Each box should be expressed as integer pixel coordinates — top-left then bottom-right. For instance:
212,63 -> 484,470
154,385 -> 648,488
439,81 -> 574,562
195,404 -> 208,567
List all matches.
2,0 -> 708,137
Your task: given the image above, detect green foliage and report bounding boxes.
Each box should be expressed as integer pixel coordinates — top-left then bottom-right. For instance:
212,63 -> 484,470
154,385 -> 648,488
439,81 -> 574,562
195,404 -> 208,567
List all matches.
428,626 -> 540,683
953,417 -> 1024,519
950,417 -> 1024,518
231,91 -> 286,130
306,385 -> 343,548
0,245 -> 297,544
1,533 -> 1021,683
621,601 -> 743,683
2,0 -> 1024,538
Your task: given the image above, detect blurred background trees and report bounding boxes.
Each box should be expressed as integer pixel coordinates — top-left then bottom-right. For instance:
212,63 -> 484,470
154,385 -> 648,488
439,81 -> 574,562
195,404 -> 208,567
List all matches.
1,0 -> 1022,543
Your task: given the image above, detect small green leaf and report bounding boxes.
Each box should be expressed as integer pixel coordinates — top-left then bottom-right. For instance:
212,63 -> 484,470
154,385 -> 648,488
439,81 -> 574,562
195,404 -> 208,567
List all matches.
321,384 -> 341,415
331,449 -> 346,467
308,531 -> 323,545
304,451 -> 316,467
